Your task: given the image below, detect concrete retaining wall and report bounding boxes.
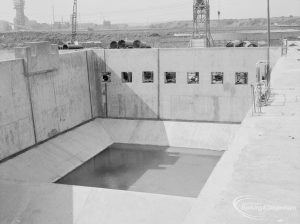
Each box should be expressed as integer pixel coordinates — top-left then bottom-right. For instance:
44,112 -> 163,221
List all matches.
159,48 -> 274,122
95,47 -> 281,122
104,49 -> 159,119
28,51 -> 92,142
0,59 -> 35,160
86,49 -> 106,117
0,43 -> 282,160
0,43 -> 94,160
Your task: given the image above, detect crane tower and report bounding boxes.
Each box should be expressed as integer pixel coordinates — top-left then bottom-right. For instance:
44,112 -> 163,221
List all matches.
71,0 -> 78,43
193,0 -> 214,47
13,0 -> 26,29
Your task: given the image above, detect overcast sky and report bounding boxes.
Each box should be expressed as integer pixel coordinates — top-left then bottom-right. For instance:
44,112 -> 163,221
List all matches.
0,0 -> 299,24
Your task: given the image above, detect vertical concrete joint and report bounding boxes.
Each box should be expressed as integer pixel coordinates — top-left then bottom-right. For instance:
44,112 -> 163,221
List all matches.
85,50 -> 94,118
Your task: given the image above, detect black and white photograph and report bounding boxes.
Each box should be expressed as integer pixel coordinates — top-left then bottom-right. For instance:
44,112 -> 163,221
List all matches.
0,0 -> 299,223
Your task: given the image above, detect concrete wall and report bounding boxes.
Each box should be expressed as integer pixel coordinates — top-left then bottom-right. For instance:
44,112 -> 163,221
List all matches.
104,49 -> 159,119
0,43 -> 94,160
28,51 -> 92,141
0,43 -> 282,160
86,49 -> 106,117
0,59 -> 35,160
159,48 -> 277,122
96,47 -> 281,123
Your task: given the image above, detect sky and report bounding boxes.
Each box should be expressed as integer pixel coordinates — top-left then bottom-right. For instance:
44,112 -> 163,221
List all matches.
0,0 -> 299,24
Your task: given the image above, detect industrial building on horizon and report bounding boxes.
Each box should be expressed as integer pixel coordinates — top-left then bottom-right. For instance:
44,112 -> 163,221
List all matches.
13,0 -> 27,30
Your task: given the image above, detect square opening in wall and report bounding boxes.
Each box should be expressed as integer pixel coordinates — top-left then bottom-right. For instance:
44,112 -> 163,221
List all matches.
122,72 -> 133,83
187,72 -> 199,84
235,72 -> 248,85
101,72 -> 111,83
143,71 -> 154,83
211,72 -> 224,84
165,72 -> 176,84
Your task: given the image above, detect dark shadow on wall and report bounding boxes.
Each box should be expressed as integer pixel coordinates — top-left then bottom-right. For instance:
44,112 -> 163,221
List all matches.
86,48 -> 171,150
102,50 -> 159,120
87,48 -> 171,145
87,49 -> 160,120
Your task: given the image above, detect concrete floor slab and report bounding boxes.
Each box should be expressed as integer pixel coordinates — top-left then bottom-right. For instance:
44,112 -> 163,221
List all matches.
0,180 -> 195,224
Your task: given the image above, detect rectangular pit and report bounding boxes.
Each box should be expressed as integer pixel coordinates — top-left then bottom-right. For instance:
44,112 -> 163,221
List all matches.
56,143 -> 223,198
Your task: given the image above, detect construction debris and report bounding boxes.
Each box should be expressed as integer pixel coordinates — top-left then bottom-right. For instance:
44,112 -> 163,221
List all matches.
226,40 -> 258,47
109,40 -> 151,49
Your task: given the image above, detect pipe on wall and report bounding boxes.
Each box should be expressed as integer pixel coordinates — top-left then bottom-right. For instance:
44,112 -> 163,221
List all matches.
110,41 -> 118,49
117,40 -> 134,49
133,40 -> 151,48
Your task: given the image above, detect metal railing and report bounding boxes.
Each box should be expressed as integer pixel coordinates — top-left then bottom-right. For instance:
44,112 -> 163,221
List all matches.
252,61 -> 271,114
281,39 -> 288,56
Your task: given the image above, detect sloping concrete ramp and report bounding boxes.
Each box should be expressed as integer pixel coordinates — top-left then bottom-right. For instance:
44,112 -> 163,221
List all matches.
0,121 -> 113,183
0,118 -> 237,183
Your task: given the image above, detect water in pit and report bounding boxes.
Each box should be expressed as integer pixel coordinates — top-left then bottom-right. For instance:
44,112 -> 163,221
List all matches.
56,144 -> 223,198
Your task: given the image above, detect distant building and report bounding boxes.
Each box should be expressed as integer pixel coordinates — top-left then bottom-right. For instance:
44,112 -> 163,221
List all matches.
113,23 -> 128,29
14,0 -> 27,30
0,20 -> 12,32
103,20 -> 111,28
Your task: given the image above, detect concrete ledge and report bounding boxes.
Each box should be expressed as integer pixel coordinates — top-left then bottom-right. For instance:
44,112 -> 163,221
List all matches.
15,42 -> 59,76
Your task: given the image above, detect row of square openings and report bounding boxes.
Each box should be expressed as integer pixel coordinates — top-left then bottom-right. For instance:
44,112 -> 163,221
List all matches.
101,72 -> 248,85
